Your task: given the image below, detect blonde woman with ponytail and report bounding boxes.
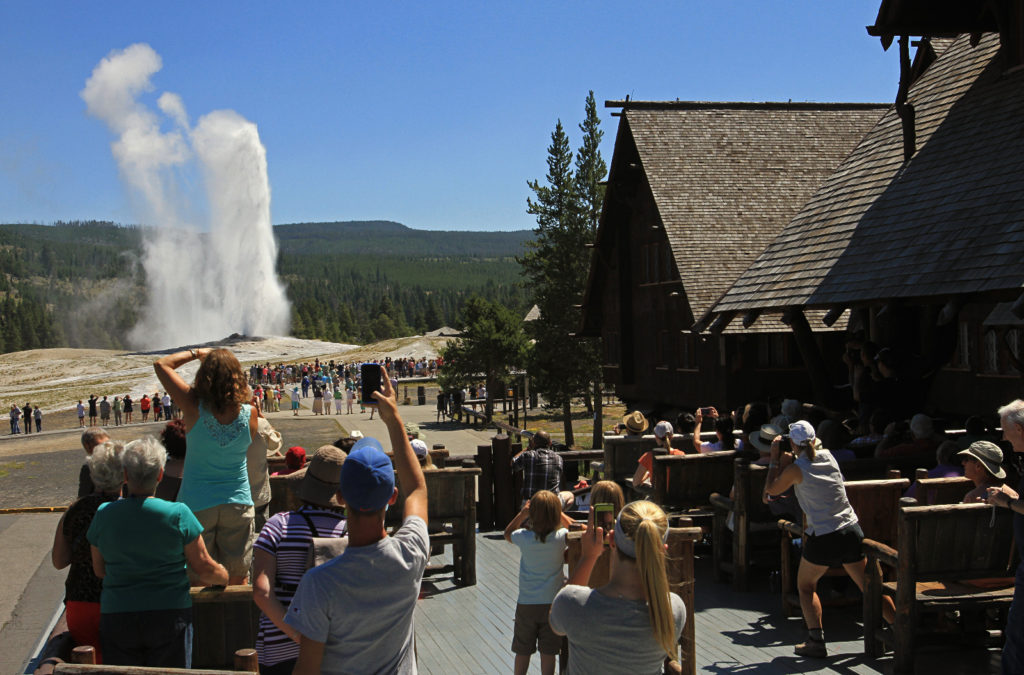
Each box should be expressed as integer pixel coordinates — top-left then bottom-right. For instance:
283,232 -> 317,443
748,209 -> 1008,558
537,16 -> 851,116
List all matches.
550,500 -> 685,674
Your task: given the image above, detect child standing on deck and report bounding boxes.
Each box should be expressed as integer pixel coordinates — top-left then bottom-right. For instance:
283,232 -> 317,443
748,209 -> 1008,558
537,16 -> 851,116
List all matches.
504,490 -> 574,675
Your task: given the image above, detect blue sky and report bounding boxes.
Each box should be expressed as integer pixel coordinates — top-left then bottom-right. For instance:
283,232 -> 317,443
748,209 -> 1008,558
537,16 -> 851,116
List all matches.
0,2 -> 898,231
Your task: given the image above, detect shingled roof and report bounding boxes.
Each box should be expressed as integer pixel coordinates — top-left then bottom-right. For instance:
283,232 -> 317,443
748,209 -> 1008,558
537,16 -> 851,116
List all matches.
710,34 -> 1024,317
616,102 -> 887,325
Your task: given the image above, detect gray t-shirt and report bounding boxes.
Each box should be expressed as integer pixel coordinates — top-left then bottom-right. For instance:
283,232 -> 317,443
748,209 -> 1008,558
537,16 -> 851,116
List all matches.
549,584 -> 686,675
286,515 -> 429,675
793,449 -> 857,536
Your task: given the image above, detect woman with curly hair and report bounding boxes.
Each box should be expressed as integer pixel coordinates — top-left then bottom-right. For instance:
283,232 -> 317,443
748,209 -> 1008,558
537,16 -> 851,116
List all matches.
155,347 -> 256,585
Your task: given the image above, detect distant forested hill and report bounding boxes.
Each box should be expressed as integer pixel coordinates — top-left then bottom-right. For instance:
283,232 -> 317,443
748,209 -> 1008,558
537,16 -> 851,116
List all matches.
0,220 -> 532,353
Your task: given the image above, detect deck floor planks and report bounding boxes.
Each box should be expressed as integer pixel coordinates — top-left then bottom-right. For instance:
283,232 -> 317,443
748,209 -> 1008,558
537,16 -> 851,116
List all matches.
413,531 -> 1000,673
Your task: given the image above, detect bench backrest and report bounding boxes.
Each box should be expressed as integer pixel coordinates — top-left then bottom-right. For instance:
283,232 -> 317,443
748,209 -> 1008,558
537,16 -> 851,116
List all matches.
603,435 -> 691,486
898,502 -> 1016,580
838,457 -> 913,481
733,460 -> 774,523
915,476 -> 973,505
267,474 -> 302,516
653,451 -> 737,509
843,478 -> 910,545
386,467 -> 481,527
189,585 -> 259,670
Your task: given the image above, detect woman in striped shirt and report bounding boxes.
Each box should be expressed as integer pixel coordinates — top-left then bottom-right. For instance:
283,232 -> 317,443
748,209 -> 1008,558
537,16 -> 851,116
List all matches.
252,445 -> 349,675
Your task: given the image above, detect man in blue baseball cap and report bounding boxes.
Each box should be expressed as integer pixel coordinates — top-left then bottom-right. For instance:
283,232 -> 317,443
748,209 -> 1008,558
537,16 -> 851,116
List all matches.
287,367 -> 428,675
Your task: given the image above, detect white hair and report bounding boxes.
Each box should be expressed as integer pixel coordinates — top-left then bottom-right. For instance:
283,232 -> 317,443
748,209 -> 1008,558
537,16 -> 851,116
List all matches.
909,414 -> 933,440
86,441 -> 125,493
998,400 -> 1024,429
122,436 -> 167,492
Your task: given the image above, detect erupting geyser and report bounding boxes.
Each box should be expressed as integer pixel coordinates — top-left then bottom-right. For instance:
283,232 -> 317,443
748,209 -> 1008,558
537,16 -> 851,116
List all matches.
81,43 -> 291,349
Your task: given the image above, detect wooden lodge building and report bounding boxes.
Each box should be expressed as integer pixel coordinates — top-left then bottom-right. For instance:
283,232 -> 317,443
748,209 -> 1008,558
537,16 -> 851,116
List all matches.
578,100 -> 887,415
703,2 -> 1024,418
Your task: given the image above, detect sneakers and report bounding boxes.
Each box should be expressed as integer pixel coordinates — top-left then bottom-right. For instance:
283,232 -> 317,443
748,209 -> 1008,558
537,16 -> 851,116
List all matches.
794,639 -> 827,658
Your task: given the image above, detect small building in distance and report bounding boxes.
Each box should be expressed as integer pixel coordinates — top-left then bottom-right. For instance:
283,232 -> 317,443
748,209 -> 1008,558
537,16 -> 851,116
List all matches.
579,100 -> 887,416
704,4 -> 1024,418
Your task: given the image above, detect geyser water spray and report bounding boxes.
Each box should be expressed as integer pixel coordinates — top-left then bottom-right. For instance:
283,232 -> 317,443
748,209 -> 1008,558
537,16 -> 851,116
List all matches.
81,43 -> 290,349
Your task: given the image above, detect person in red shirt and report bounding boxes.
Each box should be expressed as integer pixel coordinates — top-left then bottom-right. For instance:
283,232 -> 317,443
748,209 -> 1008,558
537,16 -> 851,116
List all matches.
632,421 -> 684,494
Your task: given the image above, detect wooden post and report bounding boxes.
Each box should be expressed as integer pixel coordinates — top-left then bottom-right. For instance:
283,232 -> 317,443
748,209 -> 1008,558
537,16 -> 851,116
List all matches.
894,504 -> 917,673
462,472 -> 477,585
592,380 -> 603,450
787,309 -> 834,408
70,645 -> 96,664
477,443 -> 495,531
234,648 -> 258,672
666,527 -> 701,675
492,435 -> 516,529
732,457 -> 750,591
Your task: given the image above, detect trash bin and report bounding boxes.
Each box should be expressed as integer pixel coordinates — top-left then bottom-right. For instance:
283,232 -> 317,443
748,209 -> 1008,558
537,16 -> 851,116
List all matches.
417,385 -> 426,405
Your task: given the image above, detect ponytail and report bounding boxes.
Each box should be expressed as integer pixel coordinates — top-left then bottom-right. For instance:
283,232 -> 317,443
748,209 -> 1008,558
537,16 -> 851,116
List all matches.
617,501 -> 677,659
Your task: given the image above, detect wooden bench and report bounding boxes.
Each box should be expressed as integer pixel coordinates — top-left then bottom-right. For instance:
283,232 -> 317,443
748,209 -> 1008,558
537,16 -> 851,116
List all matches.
913,474 -> 973,505
778,477 -> 909,616
863,501 -> 1016,673
837,457 -> 910,481
565,527 -> 703,675
602,435 -> 692,490
190,585 -> 260,670
267,473 -> 302,516
58,641 -> 257,673
651,451 -> 737,526
386,467 -> 482,585
709,458 -> 780,591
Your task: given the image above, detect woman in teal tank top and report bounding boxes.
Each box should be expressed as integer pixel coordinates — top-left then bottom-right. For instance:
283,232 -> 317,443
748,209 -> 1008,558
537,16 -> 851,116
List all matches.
155,347 -> 258,585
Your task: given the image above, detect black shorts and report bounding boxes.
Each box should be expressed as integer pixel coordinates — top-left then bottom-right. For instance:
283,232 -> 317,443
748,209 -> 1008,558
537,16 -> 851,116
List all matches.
802,522 -> 865,567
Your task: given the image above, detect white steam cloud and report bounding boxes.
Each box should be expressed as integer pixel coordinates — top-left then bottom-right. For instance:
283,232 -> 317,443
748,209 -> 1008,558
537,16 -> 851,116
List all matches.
81,43 -> 290,349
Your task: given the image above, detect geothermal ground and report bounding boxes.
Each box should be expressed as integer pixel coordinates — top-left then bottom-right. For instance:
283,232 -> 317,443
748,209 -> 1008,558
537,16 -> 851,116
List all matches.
0,331 -> 456,419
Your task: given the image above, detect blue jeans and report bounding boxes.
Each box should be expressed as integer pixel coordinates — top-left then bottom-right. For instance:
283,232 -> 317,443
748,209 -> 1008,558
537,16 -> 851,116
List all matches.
1004,563 -> 1024,675
101,607 -> 193,668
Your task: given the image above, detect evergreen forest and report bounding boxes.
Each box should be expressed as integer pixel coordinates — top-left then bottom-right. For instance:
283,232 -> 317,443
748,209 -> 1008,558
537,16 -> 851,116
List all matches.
0,220 -> 532,353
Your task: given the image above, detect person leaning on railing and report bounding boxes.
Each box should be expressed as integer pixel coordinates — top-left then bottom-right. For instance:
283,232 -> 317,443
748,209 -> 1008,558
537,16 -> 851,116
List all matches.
87,437 -> 227,668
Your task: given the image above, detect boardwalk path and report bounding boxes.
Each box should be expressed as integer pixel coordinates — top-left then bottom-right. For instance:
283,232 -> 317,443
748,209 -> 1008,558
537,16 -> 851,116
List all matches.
2,393 -> 1002,673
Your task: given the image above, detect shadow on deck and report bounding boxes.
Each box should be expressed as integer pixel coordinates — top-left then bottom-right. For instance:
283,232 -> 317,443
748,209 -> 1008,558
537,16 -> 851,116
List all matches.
415,533 -> 1001,674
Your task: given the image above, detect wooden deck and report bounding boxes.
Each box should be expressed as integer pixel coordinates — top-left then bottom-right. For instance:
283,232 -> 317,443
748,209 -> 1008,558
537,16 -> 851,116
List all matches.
415,534 -> 1002,674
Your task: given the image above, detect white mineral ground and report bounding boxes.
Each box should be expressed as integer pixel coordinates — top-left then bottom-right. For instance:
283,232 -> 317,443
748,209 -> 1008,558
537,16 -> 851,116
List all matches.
0,330 -> 457,417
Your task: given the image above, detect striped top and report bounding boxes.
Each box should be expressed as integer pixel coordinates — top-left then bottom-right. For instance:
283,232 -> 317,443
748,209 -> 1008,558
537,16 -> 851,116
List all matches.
254,506 -> 348,667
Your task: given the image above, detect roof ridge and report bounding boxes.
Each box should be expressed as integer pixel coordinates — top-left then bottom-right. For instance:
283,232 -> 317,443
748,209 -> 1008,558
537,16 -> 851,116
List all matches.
606,100 -> 891,111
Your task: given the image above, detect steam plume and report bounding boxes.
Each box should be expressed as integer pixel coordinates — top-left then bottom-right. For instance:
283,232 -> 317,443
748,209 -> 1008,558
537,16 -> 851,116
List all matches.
82,43 -> 290,349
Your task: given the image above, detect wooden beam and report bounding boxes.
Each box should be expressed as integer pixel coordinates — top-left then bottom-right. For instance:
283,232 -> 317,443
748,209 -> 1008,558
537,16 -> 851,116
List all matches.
708,312 -> 736,335
822,306 -> 846,327
741,310 -> 761,329
788,309 -> 834,406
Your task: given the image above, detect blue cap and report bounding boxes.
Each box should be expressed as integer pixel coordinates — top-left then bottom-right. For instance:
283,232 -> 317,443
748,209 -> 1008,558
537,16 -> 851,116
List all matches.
339,437 -> 395,511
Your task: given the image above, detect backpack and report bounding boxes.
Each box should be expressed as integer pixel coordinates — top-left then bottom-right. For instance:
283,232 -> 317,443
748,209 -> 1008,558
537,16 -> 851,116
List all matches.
295,511 -> 348,569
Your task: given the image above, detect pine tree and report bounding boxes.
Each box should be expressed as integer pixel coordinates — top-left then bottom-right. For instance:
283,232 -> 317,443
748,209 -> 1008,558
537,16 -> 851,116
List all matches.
520,119 -> 590,446
574,91 -> 608,447
439,296 -> 528,421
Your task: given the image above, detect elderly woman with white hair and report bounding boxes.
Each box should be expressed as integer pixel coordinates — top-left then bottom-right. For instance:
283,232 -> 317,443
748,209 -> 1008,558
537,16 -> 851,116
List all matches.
87,436 -> 228,668
763,421 -> 895,658
52,440 -> 124,663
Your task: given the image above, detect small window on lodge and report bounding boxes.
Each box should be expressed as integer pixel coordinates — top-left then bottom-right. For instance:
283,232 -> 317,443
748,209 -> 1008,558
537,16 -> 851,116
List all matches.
948,321 -> 971,369
678,331 -> 698,369
982,329 -> 999,374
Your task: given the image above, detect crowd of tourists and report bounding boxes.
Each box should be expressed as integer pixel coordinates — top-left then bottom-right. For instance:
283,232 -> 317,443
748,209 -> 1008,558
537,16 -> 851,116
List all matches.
47,349 -> 442,672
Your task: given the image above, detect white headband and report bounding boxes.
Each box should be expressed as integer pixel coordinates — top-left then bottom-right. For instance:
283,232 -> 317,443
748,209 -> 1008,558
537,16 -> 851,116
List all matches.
613,506 -> 669,559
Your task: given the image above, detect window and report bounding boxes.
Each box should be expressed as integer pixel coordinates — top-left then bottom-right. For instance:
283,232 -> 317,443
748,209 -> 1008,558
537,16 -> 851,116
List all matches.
758,334 -> 788,368
947,321 -> 972,370
640,244 -> 650,284
982,329 -> 999,374
677,332 -> 698,370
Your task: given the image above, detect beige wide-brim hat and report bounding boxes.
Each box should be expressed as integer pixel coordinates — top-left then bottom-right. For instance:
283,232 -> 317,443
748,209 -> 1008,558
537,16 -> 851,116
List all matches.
292,445 -> 348,507
957,440 -> 1006,479
623,411 -> 649,434
748,424 -> 782,454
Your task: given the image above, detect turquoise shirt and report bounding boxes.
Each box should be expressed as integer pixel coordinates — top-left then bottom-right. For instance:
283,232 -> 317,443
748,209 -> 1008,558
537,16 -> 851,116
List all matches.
87,496 -> 202,613
179,403 -> 253,513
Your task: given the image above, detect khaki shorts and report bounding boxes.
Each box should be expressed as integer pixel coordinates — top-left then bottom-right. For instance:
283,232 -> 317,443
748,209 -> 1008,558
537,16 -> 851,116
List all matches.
194,503 -> 254,578
511,603 -> 560,655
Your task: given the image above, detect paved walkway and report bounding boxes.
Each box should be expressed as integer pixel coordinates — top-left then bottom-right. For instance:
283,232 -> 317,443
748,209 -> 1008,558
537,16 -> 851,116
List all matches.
263,392 -> 499,459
